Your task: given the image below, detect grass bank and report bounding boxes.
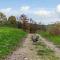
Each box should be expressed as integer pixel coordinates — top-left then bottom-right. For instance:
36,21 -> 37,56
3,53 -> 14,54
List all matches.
35,41 -> 59,60
39,31 -> 60,47
0,27 -> 27,59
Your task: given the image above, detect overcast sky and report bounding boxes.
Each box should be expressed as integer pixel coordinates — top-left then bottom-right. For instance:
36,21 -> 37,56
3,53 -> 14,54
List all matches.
0,0 -> 60,24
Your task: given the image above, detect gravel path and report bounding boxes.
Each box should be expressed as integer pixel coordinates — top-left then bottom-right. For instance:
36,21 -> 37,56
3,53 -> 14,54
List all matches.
5,34 -> 41,60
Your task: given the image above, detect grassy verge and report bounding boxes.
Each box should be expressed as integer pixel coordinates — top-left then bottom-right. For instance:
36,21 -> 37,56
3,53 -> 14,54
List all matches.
39,31 -> 60,47
0,27 -> 27,60
35,41 -> 59,60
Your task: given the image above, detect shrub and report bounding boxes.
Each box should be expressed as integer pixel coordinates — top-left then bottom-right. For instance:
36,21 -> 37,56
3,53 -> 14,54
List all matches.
48,24 -> 60,35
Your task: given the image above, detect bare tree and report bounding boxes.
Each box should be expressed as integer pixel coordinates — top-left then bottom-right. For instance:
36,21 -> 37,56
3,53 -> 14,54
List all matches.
19,14 -> 29,31
29,18 -> 38,33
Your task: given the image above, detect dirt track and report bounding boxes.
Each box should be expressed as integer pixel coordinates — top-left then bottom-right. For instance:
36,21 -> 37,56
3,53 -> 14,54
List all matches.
5,34 -> 60,60
5,34 -> 41,60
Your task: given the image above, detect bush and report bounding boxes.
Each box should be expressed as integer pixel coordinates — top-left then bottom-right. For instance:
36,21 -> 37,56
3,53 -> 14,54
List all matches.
48,23 -> 60,35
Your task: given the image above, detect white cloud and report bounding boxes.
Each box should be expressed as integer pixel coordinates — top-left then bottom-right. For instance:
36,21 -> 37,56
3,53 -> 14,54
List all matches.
0,8 -> 19,17
33,10 -> 51,17
0,8 -> 12,15
20,6 -> 30,13
0,6 -> 30,17
56,4 -> 60,13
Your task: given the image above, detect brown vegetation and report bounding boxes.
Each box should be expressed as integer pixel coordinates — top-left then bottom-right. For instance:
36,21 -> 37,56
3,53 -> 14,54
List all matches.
48,23 -> 60,35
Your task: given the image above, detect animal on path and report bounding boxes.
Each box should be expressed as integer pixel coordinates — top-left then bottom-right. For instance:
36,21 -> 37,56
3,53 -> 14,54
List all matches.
31,34 -> 39,43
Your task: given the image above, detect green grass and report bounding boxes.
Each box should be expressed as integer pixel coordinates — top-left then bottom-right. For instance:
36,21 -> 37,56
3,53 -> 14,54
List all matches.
35,41 -> 59,60
39,31 -> 60,47
0,27 -> 27,59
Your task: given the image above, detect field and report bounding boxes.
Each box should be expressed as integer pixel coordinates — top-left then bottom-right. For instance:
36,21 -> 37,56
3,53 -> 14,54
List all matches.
39,31 -> 60,47
0,27 -> 27,59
